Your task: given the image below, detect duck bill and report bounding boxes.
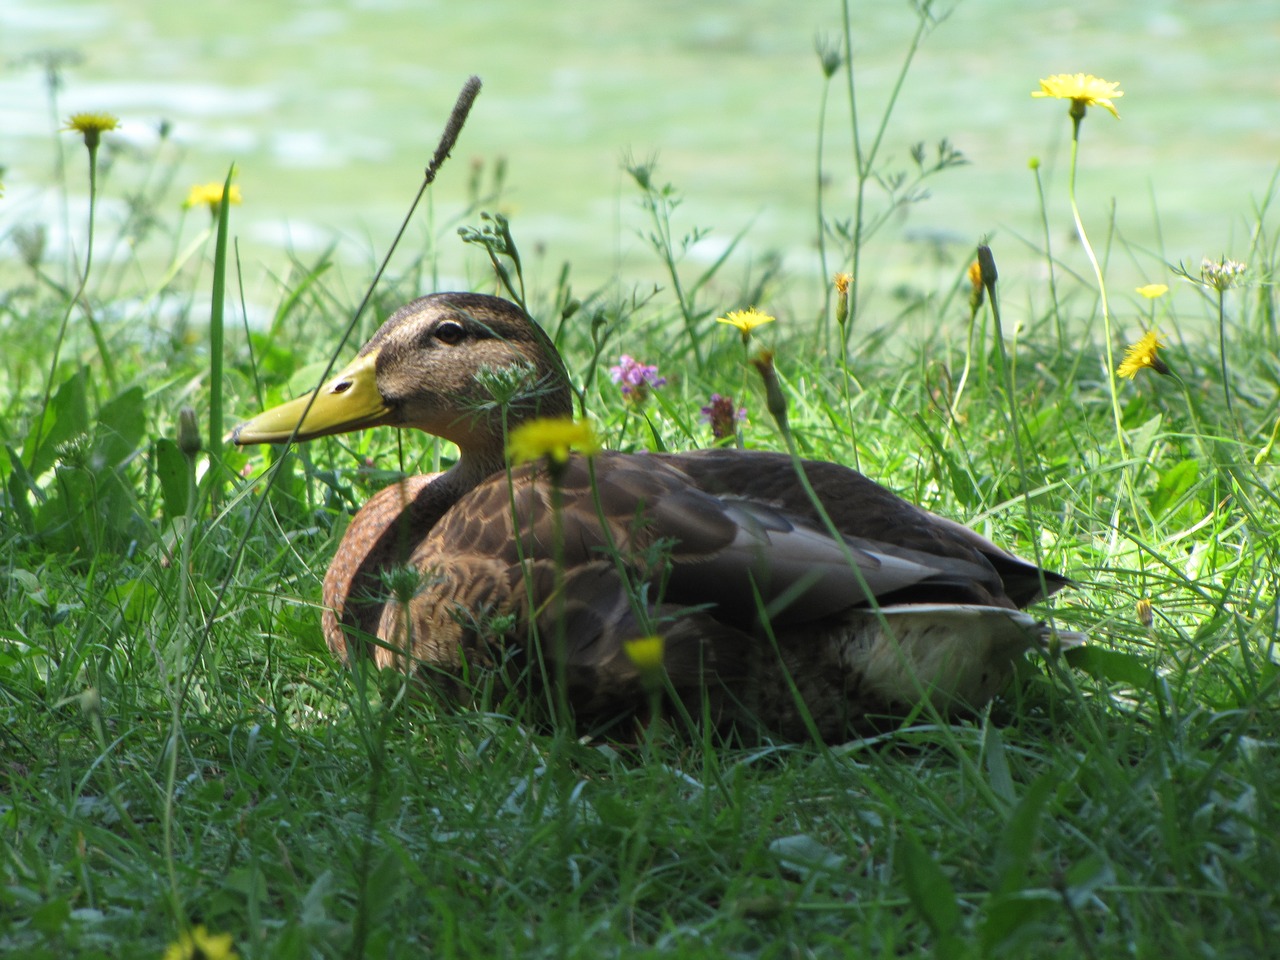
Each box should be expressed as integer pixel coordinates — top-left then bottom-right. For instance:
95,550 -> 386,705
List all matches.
232,350 -> 391,444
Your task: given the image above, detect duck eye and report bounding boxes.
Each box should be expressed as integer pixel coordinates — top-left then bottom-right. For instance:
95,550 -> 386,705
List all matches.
434,320 -> 466,345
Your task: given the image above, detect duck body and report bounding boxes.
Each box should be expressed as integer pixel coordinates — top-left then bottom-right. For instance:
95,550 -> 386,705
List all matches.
235,292 -> 1079,741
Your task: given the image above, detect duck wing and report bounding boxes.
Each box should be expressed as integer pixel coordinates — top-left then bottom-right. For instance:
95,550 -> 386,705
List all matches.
659,448 -> 1069,608
393,450 -> 1051,666
320,473 -> 449,664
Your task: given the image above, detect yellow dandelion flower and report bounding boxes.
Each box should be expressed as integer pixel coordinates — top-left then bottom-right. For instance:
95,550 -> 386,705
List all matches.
184,182 -> 243,213
832,274 -> 852,327
63,112 -> 119,149
1117,329 -> 1170,379
623,635 -> 665,676
1135,283 -> 1169,300
162,925 -> 239,960
716,308 -> 776,342
967,261 -> 982,291
1032,73 -> 1123,119
1135,597 -> 1154,628
506,417 -> 600,467
967,259 -> 985,313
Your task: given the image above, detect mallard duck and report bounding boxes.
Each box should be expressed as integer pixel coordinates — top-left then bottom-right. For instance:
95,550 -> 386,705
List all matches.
233,292 -> 1080,740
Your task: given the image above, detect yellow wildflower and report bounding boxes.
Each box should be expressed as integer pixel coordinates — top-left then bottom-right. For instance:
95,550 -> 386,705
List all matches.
1117,329 -> 1170,379
717,308 -> 776,343
623,635 -> 665,676
63,112 -> 119,149
507,417 -> 600,467
184,182 -> 243,213
162,925 -> 239,960
1135,283 -> 1169,299
833,274 -> 852,327
1135,597 -> 1154,628
1032,73 -> 1123,119
967,259 -> 985,314
967,260 -> 982,290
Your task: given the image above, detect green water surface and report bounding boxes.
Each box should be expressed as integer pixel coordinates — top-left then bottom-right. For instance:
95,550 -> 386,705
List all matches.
2,0 -> 1277,319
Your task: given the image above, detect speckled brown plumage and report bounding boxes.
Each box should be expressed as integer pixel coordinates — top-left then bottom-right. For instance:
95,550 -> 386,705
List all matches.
234,292 -> 1081,741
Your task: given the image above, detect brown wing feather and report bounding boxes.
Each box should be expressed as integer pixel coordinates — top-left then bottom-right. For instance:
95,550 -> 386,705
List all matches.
321,473 -> 448,663
657,448 -> 1069,606
373,450 -> 1056,704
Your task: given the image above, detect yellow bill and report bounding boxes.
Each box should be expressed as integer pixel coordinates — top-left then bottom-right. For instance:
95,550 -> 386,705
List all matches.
232,350 -> 390,444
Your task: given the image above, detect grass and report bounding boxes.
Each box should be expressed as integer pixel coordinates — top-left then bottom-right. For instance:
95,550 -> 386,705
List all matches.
3,7 -> 1280,958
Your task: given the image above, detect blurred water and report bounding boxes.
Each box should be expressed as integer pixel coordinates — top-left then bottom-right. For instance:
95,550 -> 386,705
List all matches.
2,0 -> 1277,319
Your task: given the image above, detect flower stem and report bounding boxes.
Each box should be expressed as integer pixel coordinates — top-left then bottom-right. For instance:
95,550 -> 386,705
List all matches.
1066,115 -> 1126,459
1217,288 -> 1238,433
642,183 -> 704,373
815,73 -> 834,349
31,139 -> 113,468
983,249 -> 1050,583
839,0 -> 932,348
76,142 -> 116,390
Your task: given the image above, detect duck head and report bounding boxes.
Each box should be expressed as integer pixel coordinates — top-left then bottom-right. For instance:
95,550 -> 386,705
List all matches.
232,293 -> 573,466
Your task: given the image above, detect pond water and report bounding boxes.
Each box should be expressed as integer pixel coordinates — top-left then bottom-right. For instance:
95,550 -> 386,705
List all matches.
2,0 -> 1277,322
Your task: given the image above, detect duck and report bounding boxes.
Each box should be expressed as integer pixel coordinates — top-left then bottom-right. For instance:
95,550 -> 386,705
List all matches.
233,292 -> 1081,741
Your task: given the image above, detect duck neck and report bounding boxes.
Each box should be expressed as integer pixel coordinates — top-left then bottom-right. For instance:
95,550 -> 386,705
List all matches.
455,445 -> 508,485
433,374 -> 574,502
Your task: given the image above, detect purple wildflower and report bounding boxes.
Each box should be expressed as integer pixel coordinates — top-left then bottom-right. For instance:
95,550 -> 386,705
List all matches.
699,394 -> 747,440
608,354 -> 667,404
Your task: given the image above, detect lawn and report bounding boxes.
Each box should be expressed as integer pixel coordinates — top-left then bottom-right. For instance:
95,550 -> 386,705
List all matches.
2,4 -> 1278,958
